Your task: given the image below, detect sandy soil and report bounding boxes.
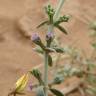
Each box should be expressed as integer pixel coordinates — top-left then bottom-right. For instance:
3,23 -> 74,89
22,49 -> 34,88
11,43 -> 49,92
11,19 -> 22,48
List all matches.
0,0 -> 96,96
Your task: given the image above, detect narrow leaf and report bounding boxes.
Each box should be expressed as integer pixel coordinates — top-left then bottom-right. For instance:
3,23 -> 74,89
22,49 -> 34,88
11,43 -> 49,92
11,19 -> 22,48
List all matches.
37,21 -> 48,28
30,69 -> 44,85
48,55 -> 53,67
33,47 -> 44,54
53,47 -> 64,53
55,25 -> 68,35
50,88 -> 64,96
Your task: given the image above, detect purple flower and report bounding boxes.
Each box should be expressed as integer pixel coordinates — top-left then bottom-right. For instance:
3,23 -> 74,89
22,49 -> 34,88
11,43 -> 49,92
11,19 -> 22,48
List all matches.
46,32 -> 54,41
29,84 -> 33,91
31,33 -> 40,42
46,32 -> 54,46
31,33 -> 45,49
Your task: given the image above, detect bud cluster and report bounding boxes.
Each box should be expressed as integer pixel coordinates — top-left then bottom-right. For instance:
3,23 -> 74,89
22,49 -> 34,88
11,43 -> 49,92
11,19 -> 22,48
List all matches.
45,5 -> 55,17
46,32 -> 54,46
31,32 -> 54,51
31,33 -> 45,50
45,5 -> 55,23
54,15 -> 70,26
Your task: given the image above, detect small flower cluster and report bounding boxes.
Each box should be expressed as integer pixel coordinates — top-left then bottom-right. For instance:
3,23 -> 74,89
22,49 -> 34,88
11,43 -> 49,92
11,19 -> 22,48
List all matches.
45,5 -> 55,17
45,5 -> 55,23
31,32 -> 54,51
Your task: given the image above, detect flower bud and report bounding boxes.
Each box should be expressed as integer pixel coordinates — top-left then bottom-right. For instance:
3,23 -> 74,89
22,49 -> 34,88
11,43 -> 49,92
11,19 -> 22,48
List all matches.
45,5 -> 55,16
31,33 -> 41,44
46,32 -> 54,46
31,33 -> 45,49
46,32 -> 54,40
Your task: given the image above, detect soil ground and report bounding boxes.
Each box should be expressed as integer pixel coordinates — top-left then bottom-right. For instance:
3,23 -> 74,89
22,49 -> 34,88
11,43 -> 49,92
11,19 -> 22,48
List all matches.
0,0 -> 96,96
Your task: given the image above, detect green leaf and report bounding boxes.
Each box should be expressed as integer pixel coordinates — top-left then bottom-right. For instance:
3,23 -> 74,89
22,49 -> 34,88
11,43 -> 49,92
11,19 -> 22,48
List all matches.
48,55 -> 53,67
92,43 -> 96,49
33,47 -> 44,54
30,69 -> 44,85
50,88 -> 64,96
30,69 -> 41,78
53,47 -> 64,53
55,25 -> 68,35
36,86 -> 45,96
53,75 -> 64,84
37,21 -> 48,28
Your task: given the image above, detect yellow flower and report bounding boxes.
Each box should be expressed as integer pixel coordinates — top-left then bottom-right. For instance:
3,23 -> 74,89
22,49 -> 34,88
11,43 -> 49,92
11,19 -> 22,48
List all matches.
15,74 -> 29,92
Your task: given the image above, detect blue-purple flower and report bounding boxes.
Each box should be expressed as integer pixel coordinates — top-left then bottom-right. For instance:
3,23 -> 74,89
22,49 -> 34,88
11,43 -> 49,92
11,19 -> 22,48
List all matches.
29,84 -> 33,91
31,33 -> 41,44
31,33 -> 45,49
46,32 -> 54,46
46,32 -> 54,40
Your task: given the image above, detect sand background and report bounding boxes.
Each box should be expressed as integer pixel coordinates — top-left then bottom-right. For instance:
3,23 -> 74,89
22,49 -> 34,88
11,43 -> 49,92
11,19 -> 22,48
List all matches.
0,0 -> 96,96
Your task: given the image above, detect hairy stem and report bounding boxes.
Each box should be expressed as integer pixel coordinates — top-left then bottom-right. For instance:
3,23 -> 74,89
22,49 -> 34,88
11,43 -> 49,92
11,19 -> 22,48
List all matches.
44,52 -> 48,96
44,25 -> 53,96
44,0 -> 65,96
53,0 -> 65,22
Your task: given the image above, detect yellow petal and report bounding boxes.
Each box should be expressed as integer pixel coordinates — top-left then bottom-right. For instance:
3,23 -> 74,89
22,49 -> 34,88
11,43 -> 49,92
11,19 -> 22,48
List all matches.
15,74 -> 29,92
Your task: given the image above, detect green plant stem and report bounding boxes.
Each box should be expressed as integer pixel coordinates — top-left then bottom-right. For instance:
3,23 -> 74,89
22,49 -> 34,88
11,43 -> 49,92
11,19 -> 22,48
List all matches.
53,0 -> 65,22
44,25 -> 52,96
44,0 -> 65,96
44,51 -> 48,96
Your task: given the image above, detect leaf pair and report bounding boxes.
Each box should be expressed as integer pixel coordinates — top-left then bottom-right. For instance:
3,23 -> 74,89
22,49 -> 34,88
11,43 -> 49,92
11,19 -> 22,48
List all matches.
37,4 -> 69,35
37,20 -> 68,35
